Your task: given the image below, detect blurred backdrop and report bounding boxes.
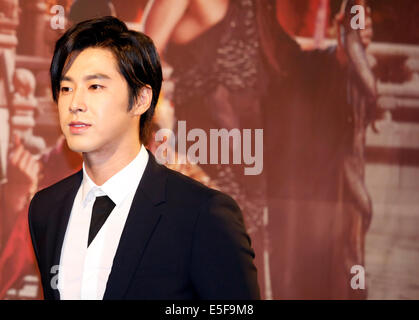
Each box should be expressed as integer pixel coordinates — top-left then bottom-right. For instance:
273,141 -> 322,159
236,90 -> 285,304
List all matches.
0,0 -> 418,300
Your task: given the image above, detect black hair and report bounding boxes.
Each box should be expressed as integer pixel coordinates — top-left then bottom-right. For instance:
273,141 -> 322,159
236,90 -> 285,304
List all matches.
50,16 -> 162,144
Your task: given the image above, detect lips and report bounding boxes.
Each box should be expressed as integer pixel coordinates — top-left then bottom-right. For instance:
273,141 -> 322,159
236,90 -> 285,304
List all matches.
69,121 -> 91,134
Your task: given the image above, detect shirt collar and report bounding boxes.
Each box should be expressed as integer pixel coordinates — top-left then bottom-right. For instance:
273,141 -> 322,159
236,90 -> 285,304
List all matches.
81,145 -> 149,208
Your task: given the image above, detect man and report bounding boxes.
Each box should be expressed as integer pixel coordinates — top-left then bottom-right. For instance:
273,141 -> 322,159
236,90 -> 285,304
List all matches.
28,16 -> 259,300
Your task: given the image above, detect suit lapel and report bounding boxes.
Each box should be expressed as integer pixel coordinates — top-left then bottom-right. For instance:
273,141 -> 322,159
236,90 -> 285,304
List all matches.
46,170 -> 82,300
103,151 -> 167,299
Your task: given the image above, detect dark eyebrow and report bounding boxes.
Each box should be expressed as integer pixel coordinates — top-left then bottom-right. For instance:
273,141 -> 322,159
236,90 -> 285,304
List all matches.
60,73 -> 112,82
61,75 -> 73,82
84,73 -> 111,81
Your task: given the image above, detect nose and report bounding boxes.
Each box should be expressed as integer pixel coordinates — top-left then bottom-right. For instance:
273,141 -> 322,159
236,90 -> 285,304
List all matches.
69,89 -> 87,113
69,103 -> 86,113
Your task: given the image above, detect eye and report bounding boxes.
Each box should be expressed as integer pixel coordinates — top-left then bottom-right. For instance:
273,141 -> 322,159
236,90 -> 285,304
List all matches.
60,86 -> 72,94
89,84 -> 104,90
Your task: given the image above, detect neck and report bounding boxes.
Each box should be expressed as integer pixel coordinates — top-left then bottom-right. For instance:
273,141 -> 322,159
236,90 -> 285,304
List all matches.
83,140 -> 142,186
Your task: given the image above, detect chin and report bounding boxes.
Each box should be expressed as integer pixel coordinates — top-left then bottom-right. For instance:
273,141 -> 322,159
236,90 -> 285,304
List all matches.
65,137 -> 96,154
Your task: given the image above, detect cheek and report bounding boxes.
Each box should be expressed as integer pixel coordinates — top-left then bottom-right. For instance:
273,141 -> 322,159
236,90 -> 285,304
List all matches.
57,103 -> 68,130
96,111 -> 127,136
92,97 -> 131,128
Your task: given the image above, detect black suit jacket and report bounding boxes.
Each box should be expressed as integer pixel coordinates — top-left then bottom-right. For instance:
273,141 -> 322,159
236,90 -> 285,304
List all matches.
28,150 -> 260,300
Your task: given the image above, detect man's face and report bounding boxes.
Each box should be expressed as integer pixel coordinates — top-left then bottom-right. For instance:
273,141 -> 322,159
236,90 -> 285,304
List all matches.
58,47 -> 139,156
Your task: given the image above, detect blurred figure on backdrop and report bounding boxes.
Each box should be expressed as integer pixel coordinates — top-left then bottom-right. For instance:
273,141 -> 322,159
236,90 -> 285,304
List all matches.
144,0 -> 375,299
0,136 -> 41,299
68,0 -> 116,24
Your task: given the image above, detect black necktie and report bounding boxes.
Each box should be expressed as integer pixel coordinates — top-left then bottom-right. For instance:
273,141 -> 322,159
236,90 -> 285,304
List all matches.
88,195 -> 115,247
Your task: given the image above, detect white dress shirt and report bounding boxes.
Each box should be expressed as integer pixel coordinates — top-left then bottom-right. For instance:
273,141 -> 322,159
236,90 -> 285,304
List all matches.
58,145 -> 149,300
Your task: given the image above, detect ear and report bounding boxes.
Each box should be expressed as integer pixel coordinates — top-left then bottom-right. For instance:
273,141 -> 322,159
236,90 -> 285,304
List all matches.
130,85 -> 153,117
